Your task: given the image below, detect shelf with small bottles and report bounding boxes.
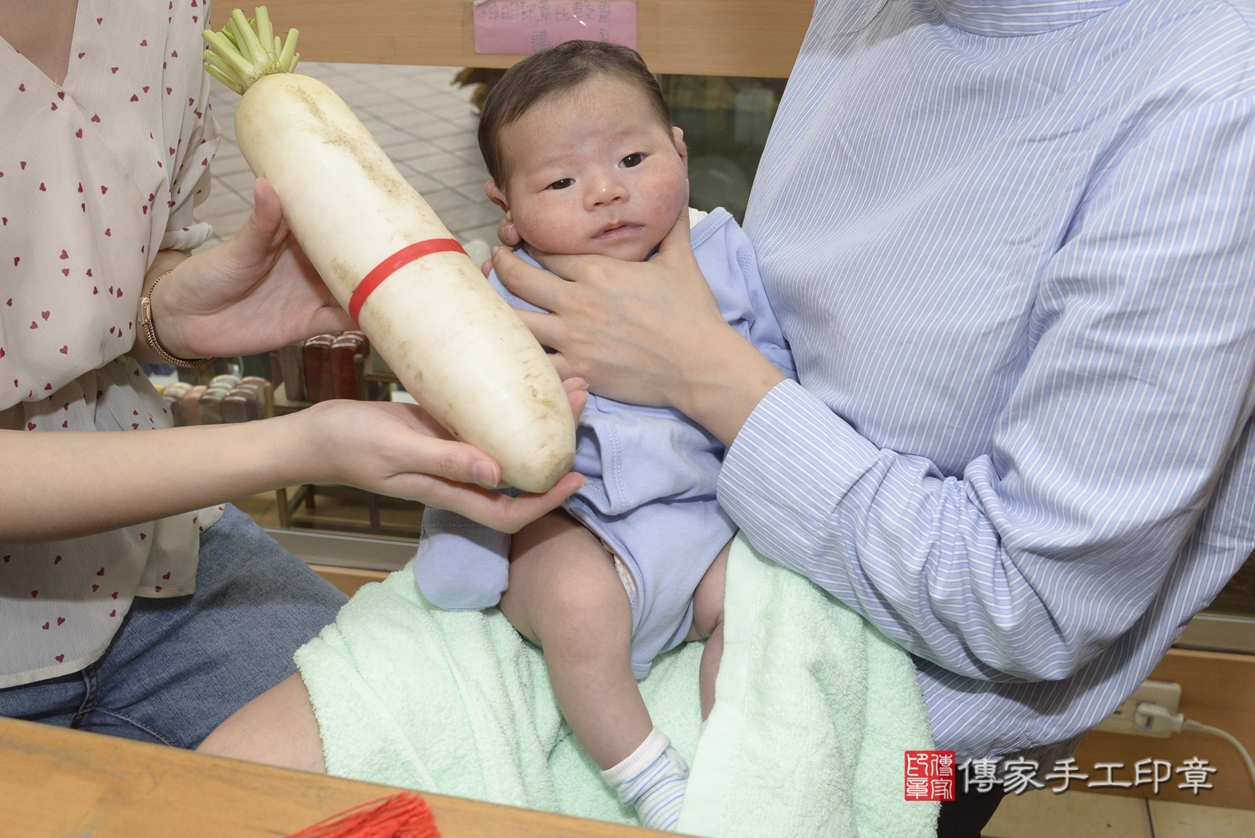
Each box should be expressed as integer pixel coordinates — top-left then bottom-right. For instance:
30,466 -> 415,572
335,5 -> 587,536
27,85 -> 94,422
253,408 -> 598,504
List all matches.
146,332 -> 423,541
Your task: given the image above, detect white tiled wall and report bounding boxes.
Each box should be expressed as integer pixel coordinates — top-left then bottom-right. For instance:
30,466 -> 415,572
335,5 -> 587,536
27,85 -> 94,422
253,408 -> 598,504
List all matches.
194,62 -> 503,249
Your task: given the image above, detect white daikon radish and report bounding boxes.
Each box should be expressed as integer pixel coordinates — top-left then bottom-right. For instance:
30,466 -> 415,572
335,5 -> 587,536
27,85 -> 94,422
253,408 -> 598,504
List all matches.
203,8 -> 574,492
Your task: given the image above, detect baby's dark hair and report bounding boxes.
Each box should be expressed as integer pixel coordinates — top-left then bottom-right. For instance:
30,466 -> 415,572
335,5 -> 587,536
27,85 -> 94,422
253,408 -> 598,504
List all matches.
478,40 -> 671,189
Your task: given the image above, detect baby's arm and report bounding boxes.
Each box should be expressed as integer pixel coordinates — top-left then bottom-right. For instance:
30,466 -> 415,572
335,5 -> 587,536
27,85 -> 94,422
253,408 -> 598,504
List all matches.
499,510 -> 652,769
412,507 -> 511,609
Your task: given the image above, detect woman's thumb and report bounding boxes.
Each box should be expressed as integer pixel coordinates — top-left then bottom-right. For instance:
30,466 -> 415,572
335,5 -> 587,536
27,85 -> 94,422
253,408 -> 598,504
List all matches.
657,206 -> 695,262
235,178 -> 284,250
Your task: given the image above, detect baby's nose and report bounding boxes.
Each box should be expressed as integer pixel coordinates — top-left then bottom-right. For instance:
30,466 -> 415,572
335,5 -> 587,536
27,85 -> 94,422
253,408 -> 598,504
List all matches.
586,172 -> 628,207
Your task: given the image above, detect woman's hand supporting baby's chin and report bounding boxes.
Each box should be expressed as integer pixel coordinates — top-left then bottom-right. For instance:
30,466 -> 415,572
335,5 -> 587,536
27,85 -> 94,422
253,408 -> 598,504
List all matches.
497,211 -> 523,250
493,211 -> 785,447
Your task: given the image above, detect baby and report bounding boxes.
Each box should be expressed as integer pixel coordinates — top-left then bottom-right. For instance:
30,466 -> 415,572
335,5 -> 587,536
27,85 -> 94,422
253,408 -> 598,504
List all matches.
412,41 -> 793,830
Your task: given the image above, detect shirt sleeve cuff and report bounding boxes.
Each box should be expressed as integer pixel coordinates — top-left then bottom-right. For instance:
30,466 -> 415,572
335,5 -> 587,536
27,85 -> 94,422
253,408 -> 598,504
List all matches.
160,220 -> 214,252
716,378 -> 881,567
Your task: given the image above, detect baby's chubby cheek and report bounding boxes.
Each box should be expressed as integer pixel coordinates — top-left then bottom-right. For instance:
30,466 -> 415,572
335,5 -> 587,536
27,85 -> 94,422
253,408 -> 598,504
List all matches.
654,173 -> 691,231
511,210 -> 583,256
530,229 -> 593,257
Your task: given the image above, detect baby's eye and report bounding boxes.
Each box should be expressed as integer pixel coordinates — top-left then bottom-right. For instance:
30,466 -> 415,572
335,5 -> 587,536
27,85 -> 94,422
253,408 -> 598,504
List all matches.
620,153 -> 643,168
548,179 -> 574,190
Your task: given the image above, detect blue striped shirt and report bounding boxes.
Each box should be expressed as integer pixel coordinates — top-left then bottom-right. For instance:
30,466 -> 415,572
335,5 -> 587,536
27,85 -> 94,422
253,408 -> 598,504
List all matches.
724,0 -> 1255,764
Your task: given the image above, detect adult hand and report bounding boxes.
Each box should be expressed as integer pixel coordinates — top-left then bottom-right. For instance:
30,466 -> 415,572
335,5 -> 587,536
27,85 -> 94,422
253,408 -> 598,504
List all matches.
497,210 -> 522,248
492,211 -> 784,445
300,379 -> 589,533
145,178 -> 354,360
480,210 -> 522,277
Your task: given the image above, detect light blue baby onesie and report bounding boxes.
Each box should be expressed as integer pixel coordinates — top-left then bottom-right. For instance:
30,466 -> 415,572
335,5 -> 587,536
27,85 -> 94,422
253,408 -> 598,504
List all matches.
413,208 -> 795,677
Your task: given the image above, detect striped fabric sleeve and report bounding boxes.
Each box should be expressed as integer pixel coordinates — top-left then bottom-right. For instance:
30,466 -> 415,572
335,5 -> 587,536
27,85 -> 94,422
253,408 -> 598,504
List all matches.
718,93 -> 1255,683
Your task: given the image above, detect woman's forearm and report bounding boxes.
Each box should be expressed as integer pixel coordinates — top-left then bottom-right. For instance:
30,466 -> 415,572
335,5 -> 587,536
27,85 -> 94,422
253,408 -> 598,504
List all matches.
2,395 -> 589,544
670,325 -> 785,448
0,415 -> 313,542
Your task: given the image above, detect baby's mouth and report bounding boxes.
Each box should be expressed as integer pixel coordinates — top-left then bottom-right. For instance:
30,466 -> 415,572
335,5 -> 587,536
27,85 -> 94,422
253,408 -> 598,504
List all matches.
594,223 -> 642,240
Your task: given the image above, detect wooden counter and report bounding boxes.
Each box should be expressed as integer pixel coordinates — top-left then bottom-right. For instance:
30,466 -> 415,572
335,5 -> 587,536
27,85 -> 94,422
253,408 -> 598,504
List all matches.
0,716 -> 655,837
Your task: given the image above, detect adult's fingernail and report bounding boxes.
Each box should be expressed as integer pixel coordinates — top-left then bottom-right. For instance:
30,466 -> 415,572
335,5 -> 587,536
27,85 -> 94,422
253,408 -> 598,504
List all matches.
491,246 -> 502,257
472,460 -> 498,488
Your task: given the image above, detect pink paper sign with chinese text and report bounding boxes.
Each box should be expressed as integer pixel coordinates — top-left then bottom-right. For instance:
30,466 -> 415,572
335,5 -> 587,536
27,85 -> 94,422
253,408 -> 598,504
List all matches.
473,1 -> 638,55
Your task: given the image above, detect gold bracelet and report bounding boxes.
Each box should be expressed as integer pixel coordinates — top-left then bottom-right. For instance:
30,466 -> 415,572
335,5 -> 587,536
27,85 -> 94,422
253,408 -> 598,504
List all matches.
138,269 -> 217,368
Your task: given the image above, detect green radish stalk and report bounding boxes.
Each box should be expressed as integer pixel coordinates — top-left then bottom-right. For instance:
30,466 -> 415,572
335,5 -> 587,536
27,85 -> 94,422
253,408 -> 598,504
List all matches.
203,7 -> 575,492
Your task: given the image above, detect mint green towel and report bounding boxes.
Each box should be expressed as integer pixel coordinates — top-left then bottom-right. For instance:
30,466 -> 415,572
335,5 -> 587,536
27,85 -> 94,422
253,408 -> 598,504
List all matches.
295,535 -> 938,837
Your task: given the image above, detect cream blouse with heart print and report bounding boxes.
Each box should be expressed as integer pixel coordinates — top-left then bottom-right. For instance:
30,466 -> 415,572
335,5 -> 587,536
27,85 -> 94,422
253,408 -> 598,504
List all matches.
0,0 -> 228,687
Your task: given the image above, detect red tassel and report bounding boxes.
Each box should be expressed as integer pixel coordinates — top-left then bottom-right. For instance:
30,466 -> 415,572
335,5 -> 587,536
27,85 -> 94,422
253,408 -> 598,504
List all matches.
285,791 -> 441,838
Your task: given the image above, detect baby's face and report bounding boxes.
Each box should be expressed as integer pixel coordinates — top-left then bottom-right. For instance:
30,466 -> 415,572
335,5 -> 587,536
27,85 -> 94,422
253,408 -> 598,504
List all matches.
488,76 -> 688,262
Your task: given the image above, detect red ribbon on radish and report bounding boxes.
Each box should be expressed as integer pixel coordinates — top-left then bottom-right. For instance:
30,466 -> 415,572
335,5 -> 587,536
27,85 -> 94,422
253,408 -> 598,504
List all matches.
349,238 -> 467,324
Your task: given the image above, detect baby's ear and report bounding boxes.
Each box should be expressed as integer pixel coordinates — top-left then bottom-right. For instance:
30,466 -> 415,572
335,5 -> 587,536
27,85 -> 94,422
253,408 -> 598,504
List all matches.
671,126 -> 688,169
485,180 -> 510,212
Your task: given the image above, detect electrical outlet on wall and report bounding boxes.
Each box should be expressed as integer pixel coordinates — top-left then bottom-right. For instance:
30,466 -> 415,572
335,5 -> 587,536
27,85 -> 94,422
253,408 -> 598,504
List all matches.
1093,680 -> 1183,737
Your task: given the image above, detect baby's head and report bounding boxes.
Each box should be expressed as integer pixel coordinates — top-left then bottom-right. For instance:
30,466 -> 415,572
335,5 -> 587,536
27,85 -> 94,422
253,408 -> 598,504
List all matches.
479,41 -> 688,262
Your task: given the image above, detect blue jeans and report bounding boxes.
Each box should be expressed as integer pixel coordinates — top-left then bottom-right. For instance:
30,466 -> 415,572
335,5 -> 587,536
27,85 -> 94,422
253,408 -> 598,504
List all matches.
0,506 -> 347,748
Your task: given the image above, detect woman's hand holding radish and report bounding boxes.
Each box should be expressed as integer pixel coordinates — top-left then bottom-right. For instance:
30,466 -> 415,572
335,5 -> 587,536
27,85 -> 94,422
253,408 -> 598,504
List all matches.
493,210 -> 785,447
139,179 -> 355,362
296,379 -> 588,533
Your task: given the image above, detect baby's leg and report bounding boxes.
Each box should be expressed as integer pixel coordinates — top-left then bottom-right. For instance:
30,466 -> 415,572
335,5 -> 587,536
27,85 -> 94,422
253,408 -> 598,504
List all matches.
500,511 -> 690,830
499,510 -> 650,769
688,539 -> 731,720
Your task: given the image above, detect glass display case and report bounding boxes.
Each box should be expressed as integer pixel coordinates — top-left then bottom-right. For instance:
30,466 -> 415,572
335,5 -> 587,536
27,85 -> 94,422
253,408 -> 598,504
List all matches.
661,74 -> 787,222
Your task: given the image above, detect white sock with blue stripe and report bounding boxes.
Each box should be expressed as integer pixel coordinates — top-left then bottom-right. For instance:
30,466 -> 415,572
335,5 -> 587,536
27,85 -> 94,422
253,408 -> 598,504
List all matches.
601,727 -> 689,831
